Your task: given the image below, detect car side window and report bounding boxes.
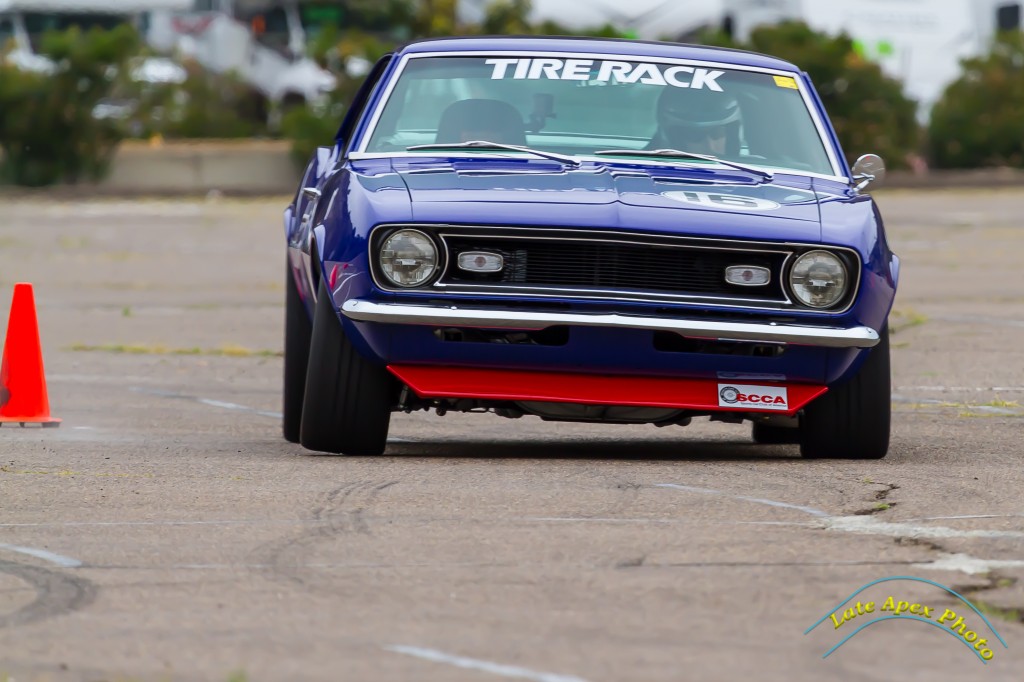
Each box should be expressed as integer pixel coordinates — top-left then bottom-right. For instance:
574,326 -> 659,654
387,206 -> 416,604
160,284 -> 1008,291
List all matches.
338,54 -> 393,156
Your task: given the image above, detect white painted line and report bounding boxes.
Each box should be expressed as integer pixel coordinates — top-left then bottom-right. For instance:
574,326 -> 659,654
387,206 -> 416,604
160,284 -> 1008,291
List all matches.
967,405 -> 1022,415
914,553 -> 1024,575
891,395 -> 945,404
897,386 -> 1024,393
131,386 -> 415,442
904,514 -> 1024,522
0,543 -> 82,568
50,374 -> 178,384
385,645 -> 590,682
525,517 -> 812,527
72,426 -> 97,431
825,516 -> 1024,540
933,313 -> 1024,329
196,397 -> 283,419
655,483 -> 830,517
0,519 -> 307,528
173,561 -> 509,570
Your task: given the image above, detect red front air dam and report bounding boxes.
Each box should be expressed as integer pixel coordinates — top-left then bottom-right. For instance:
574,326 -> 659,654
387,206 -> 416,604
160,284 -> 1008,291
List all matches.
387,366 -> 827,416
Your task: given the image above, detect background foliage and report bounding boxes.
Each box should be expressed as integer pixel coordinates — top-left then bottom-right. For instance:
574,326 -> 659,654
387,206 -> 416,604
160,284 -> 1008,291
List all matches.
928,32 -> 1024,168
701,21 -> 920,168
3,0 -> 1023,186
0,25 -> 139,186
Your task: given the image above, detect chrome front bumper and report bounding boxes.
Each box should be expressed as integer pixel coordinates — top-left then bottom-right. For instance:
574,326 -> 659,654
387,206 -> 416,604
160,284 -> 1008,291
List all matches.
341,300 -> 880,349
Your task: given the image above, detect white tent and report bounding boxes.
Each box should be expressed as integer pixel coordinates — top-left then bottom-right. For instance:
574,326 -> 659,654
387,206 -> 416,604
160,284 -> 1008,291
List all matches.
459,0 -> 726,40
0,0 -> 191,11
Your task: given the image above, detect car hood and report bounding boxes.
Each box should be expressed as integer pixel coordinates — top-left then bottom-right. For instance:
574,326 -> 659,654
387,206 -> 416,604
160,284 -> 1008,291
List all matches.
386,157 -> 826,242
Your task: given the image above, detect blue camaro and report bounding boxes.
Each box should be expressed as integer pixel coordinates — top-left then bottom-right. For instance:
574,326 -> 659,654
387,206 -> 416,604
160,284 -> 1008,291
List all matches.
283,37 -> 898,458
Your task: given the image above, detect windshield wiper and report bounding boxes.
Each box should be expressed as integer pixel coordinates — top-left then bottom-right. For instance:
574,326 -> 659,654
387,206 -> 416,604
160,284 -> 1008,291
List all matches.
407,140 -> 582,167
594,148 -> 773,180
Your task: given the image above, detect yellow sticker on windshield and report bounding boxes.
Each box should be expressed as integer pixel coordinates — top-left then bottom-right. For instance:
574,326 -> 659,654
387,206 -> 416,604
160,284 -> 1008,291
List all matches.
774,76 -> 799,90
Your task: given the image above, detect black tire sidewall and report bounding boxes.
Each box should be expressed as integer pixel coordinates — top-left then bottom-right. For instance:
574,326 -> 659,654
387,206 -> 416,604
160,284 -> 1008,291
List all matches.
283,261 -> 312,443
800,325 -> 891,459
299,279 -> 395,455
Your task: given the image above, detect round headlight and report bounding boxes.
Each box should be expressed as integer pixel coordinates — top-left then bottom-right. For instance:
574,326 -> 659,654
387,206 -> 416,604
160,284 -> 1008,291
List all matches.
379,229 -> 438,288
789,250 -> 848,308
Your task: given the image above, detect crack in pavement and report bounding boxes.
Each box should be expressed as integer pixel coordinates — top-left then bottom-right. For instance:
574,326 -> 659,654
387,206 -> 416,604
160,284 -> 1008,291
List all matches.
654,482 -> 1024,576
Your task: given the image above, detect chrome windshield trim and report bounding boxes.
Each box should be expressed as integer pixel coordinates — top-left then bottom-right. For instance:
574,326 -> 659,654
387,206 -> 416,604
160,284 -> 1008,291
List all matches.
346,151 -> 850,185
342,300 -> 880,349
353,50 -> 846,179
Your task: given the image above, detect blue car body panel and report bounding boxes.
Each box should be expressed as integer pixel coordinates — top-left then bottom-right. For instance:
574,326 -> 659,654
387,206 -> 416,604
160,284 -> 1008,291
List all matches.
285,37 -> 898,404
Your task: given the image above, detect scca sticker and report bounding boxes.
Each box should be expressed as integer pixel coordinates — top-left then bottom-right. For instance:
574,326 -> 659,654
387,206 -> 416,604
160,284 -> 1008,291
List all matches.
664,191 -> 781,211
485,58 -> 725,91
718,384 -> 789,411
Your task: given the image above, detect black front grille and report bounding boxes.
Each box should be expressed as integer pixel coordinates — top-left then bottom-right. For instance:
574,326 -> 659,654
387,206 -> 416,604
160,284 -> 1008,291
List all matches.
441,235 -> 788,301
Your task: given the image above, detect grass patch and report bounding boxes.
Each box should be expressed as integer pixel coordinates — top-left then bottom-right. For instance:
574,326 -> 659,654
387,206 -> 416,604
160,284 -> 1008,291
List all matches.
57,235 -> 92,249
957,411 -> 1020,419
972,599 -> 1024,624
873,503 -> 891,511
978,397 -> 1021,409
890,308 -> 929,335
67,343 -> 281,357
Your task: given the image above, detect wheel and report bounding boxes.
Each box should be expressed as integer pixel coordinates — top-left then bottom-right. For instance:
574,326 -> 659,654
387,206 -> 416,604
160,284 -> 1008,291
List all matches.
299,278 -> 396,454
283,260 -> 312,443
752,422 -> 800,445
800,325 -> 891,459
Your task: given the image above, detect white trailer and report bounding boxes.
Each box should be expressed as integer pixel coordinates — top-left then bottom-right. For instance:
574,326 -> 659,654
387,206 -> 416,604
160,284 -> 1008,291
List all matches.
0,0 -> 189,81
146,0 -> 337,109
458,0 -> 726,41
721,0 -> 1023,116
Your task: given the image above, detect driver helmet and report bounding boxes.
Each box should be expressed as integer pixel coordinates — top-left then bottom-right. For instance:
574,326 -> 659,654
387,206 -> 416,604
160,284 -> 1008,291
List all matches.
655,86 -> 742,155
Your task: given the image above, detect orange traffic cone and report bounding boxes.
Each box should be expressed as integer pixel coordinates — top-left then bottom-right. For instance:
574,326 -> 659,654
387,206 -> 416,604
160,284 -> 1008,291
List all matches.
0,283 -> 60,427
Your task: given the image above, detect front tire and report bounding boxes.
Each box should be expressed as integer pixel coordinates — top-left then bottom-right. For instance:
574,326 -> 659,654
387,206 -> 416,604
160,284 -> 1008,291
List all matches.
299,279 -> 396,455
800,325 -> 891,459
283,261 -> 312,443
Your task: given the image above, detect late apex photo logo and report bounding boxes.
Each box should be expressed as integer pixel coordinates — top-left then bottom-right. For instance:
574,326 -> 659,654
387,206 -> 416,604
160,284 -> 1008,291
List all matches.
717,384 -> 789,411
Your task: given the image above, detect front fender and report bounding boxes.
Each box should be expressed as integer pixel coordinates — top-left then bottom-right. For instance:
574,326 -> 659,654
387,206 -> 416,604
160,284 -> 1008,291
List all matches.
312,159 -> 412,307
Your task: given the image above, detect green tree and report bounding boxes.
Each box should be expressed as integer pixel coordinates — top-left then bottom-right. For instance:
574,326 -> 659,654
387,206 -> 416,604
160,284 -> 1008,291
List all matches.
413,0 -> 458,37
280,0 -> 628,167
0,24 -> 140,186
703,22 -> 920,168
929,32 -> 1024,168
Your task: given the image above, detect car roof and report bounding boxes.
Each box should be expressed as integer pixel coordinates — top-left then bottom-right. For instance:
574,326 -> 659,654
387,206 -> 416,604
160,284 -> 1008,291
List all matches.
397,36 -> 801,73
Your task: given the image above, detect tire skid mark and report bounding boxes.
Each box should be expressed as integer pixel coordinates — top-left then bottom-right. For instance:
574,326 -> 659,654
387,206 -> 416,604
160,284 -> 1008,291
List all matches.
0,559 -> 97,629
250,480 -> 398,590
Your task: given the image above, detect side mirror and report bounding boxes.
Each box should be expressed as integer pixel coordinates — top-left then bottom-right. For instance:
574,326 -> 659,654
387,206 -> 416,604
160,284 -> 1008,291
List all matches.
851,154 -> 886,191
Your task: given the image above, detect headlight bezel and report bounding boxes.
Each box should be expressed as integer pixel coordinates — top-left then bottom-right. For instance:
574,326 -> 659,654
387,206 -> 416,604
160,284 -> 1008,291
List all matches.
376,228 -> 442,289
786,249 -> 853,310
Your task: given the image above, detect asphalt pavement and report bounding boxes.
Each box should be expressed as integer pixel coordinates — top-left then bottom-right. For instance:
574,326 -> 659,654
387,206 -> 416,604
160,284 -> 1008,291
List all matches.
0,190 -> 1022,681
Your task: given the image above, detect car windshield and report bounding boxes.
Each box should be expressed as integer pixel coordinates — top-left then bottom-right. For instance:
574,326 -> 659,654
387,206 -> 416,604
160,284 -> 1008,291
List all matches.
363,55 -> 837,177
